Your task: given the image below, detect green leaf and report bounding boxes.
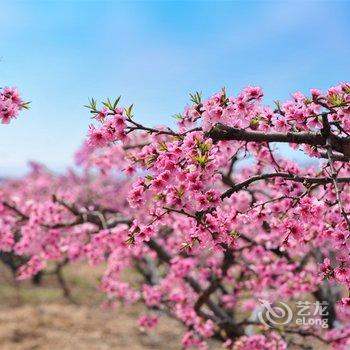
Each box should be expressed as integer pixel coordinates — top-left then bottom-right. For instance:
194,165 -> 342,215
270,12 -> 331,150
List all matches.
189,91 -> 202,104
173,113 -> 184,120
84,98 -> 97,111
125,104 -> 134,118
113,96 -> 121,109
21,101 -> 31,110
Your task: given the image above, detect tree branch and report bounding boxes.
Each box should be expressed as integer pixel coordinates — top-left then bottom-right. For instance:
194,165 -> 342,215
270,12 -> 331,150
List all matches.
221,172 -> 350,200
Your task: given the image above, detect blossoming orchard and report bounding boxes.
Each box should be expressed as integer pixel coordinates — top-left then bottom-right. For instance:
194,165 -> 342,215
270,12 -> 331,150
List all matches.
2,83 -> 350,349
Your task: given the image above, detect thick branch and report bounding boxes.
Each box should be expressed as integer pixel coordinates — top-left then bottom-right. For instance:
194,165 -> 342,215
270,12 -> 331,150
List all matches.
209,123 -> 350,156
221,172 -> 350,200
210,124 -> 326,144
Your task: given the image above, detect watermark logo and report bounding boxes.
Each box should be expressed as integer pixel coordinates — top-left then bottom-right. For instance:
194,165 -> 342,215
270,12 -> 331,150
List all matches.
258,299 -> 293,327
258,299 -> 329,329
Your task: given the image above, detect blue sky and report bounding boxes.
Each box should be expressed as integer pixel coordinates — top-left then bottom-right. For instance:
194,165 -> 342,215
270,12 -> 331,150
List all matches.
0,1 -> 349,175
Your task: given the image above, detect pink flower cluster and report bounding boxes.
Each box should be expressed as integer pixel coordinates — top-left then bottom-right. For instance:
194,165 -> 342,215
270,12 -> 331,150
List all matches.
229,332 -> 287,350
0,87 -> 25,124
87,105 -> 127,148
